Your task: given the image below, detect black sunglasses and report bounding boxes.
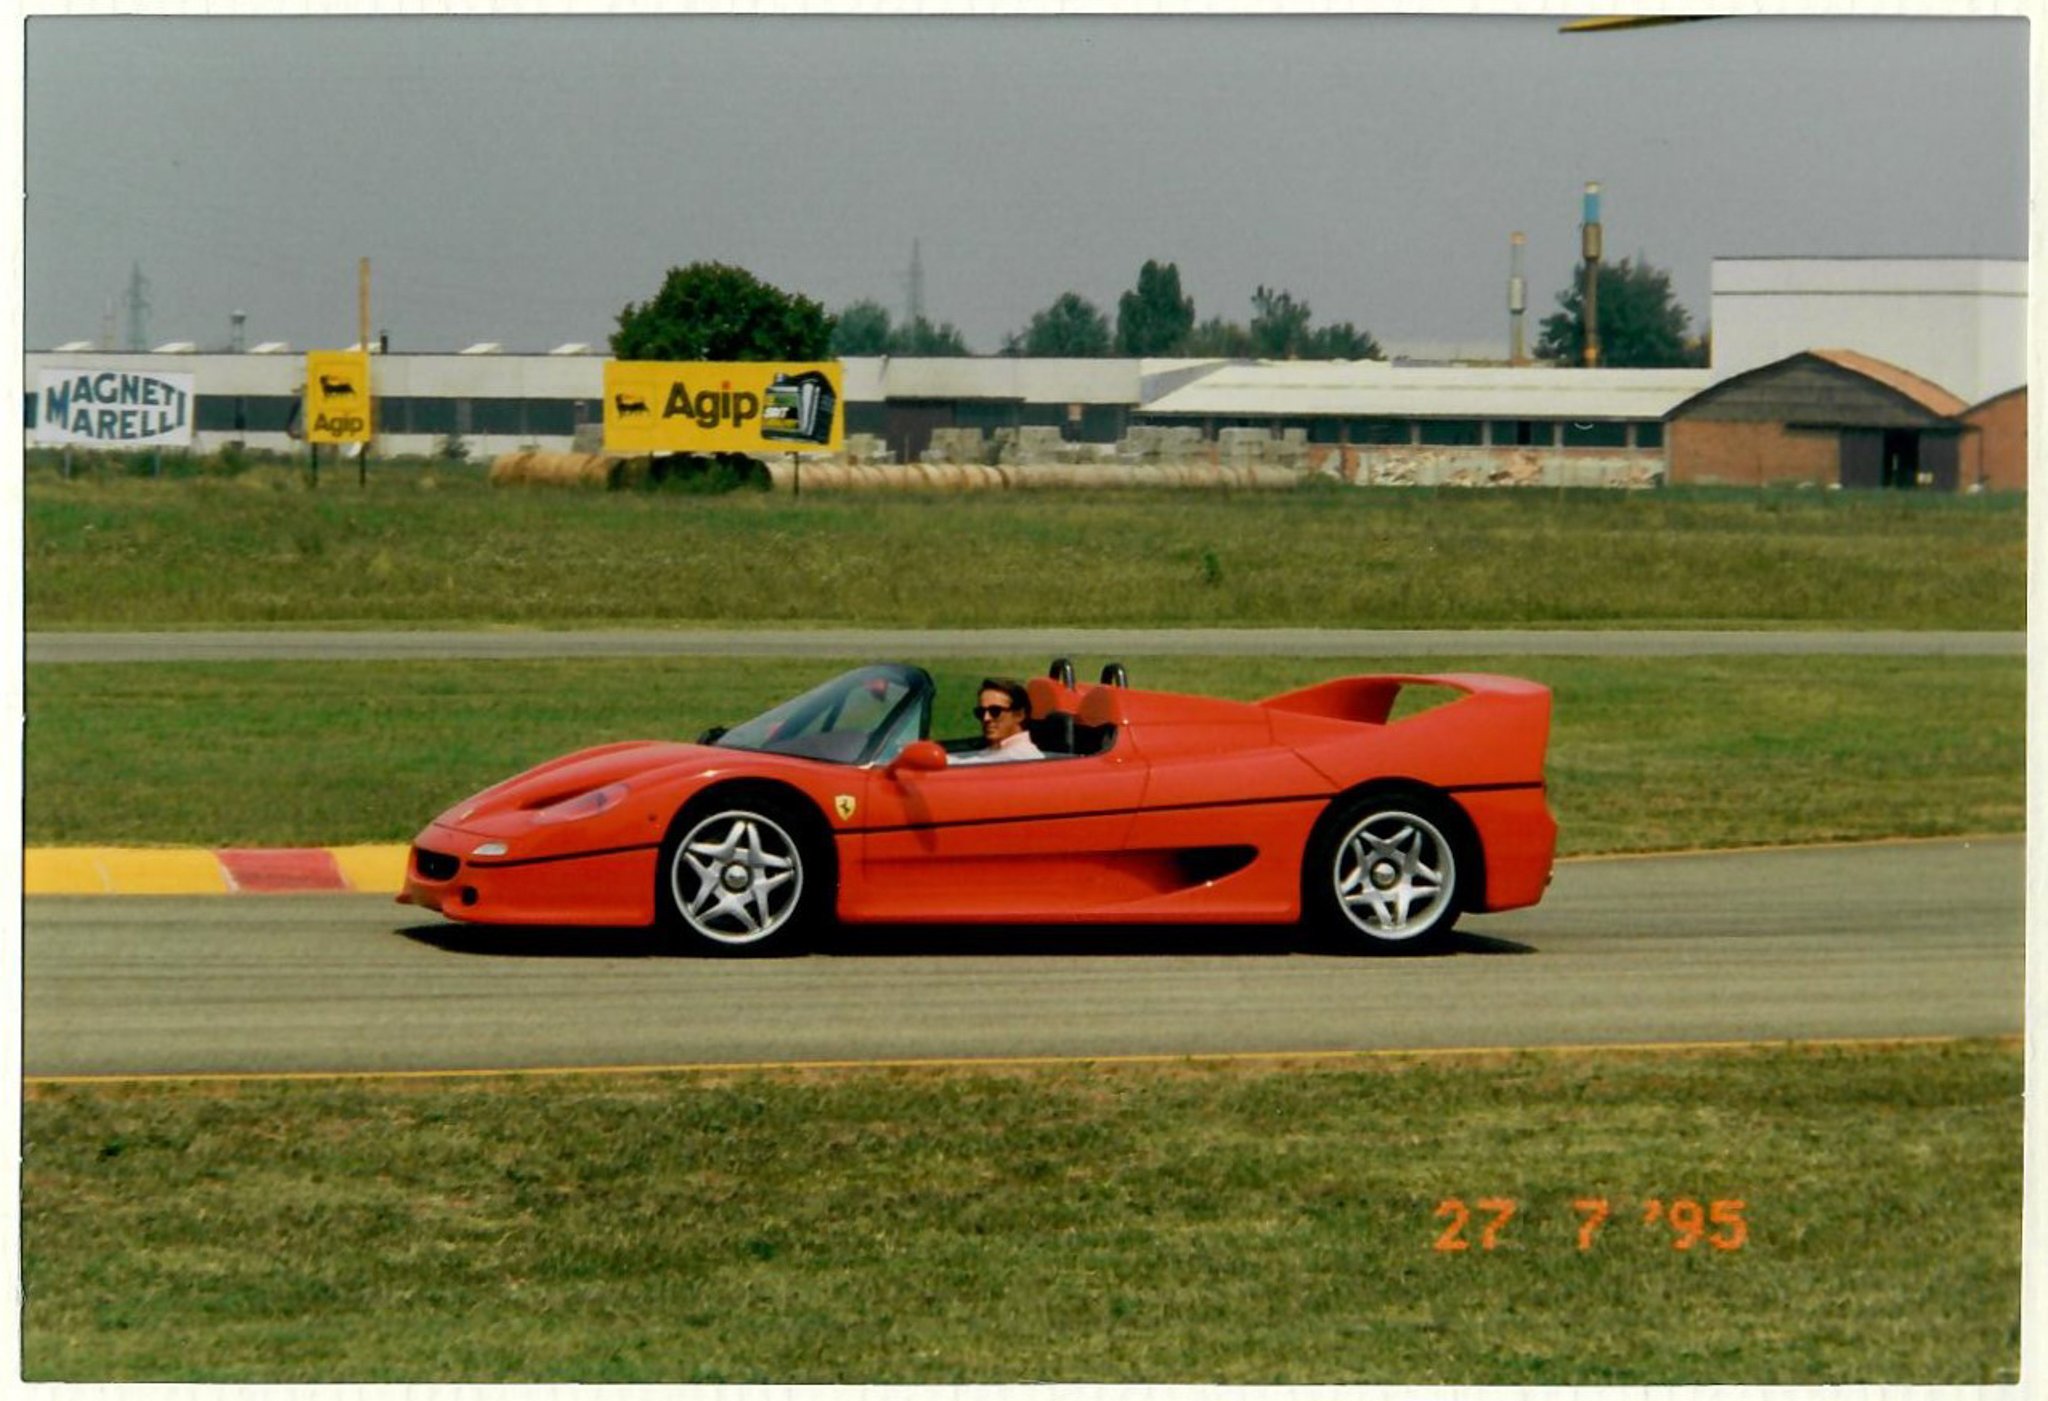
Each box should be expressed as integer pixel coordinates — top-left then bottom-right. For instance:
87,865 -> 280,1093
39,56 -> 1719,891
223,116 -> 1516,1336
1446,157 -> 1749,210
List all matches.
973,704 -> 1015,720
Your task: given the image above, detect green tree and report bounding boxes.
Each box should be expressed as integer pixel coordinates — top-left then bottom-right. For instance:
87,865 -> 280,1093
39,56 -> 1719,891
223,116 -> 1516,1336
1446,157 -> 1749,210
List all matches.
1249,285 -> 1315,358
831,302 -> 972,356
1303,320 -> 1381,360
1184,315 -> 1254,358
1005,291 -> 1113,357
1240,285 -> 1382,360
829,299 -> 894,356
1115,259 -> 1196,356
892,315 -> 972,356
1534,256 -> 1703,367
611,261 -> 834,361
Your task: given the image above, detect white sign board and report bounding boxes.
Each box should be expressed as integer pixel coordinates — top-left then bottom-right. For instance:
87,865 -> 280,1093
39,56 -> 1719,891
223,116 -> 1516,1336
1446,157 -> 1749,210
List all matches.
34,368 -> 196,447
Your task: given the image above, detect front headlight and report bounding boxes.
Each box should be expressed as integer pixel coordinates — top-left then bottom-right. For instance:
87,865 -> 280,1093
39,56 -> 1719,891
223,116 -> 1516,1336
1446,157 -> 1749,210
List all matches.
531,782 -> 629,825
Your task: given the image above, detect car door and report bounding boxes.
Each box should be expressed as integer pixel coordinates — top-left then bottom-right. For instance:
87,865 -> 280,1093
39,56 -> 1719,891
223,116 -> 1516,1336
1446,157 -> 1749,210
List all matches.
844,747 -> 1148,923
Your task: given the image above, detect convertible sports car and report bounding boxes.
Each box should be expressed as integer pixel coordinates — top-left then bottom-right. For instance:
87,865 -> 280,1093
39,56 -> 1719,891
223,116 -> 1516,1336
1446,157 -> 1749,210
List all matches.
400,660 -> 1556,954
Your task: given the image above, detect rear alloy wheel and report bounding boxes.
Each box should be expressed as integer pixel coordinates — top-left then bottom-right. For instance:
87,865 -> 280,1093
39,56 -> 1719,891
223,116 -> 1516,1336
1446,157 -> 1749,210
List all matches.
1310,794 -> 1463,951
661,802 -> 821,955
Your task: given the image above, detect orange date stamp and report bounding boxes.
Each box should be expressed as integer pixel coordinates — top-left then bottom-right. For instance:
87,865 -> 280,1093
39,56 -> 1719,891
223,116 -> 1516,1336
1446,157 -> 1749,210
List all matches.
1433,1196 -> 1749,1253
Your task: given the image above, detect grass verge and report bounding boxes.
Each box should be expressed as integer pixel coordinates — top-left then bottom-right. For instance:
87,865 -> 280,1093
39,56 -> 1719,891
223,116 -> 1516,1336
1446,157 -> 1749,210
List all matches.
24,653 -> 2025,852
25,474 -> 2025,630
21,1040 -> 2021,1384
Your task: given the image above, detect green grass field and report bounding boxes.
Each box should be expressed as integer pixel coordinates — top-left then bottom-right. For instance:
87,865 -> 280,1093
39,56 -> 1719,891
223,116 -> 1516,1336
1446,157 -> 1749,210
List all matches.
24,471 -> 2026,630
21,470 -> 2027,1384
22,1042 -> 2021,1384
23,652 -> 2024,851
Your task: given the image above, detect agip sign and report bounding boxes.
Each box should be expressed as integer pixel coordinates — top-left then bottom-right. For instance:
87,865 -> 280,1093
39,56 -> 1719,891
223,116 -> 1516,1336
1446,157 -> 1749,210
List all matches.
34,369 -> 194,447
305,351 -> 373,443
604,362 -> 842,454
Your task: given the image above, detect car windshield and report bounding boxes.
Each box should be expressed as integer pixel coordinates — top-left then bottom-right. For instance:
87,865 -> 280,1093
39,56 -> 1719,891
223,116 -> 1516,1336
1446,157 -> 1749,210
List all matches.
711,664 -> 933,766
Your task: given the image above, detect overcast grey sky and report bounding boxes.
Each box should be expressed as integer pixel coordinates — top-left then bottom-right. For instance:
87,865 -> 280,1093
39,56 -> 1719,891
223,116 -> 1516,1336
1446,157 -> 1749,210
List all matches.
20,12 -> 2030,357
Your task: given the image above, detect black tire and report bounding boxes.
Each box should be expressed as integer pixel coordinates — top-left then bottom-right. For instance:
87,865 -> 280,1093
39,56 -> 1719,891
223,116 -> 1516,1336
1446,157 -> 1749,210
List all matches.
1304,788 -> 1467,952
656,793 -> 830,956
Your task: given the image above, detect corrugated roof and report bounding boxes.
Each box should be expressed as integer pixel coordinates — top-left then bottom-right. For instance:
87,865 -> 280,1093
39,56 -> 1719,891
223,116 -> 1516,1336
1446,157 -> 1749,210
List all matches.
879,356 -> 1144,404
1809,349 -> 1969,418
1140,361 -> 1713,420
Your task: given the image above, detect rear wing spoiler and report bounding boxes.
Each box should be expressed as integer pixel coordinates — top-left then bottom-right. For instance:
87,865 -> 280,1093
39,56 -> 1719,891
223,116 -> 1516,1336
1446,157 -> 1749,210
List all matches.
1259,672 -> 1549,726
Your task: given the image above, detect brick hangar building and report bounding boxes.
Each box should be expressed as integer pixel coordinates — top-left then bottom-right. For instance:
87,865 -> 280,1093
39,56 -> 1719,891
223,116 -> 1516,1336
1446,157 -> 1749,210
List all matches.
1659,258 -> 2027,491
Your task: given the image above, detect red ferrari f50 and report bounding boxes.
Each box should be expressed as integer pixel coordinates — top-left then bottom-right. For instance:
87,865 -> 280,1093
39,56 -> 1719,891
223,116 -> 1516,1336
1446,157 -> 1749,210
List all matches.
400,660 -> 1556,953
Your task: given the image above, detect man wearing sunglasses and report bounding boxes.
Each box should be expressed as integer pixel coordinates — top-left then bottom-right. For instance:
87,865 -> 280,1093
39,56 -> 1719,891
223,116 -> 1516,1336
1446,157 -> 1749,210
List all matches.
951,676 -> 1045,765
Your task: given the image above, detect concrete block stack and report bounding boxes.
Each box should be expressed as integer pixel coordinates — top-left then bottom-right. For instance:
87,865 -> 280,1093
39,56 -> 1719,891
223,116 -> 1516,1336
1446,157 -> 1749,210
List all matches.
840,432 -> 893,466
1115,425 -> 1207,462
921,426 -> 989,464
1215,427 -> 1308,470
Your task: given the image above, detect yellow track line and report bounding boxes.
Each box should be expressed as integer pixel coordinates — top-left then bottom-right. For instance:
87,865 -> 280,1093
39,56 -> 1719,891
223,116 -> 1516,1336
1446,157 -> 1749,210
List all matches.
24,1033 -> 2019,1089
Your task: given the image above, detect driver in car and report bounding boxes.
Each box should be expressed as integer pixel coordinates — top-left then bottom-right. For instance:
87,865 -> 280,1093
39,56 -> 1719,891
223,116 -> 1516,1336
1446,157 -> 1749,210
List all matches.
951,677 -> 1045,764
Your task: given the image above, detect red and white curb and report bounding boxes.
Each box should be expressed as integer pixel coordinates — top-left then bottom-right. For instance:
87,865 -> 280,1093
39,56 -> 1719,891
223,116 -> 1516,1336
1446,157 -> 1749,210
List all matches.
23,845 -> 409,896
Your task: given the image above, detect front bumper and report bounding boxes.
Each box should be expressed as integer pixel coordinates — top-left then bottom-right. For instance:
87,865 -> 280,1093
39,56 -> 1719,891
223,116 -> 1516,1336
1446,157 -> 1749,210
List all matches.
399,822 -> 661,926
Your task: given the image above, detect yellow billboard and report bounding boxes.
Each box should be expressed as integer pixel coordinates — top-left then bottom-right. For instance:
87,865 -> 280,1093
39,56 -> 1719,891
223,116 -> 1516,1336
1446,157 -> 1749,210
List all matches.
604,361 -> 842,454
305,351 -> 373,443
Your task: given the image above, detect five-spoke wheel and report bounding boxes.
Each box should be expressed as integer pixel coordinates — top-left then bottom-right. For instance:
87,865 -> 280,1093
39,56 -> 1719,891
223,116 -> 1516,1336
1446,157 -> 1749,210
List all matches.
1307,792 -> 1466,950
660,799 -> 824,954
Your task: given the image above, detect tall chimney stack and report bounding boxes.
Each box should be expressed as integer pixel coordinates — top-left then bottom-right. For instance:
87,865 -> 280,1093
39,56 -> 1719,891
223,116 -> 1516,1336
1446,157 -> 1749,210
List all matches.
1581,182 -> 1603,367
1508,232 -> 1527,365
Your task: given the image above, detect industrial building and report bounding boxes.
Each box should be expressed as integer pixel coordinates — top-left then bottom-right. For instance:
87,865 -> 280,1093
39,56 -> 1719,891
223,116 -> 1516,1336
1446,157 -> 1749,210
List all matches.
24,256 -> 2028,490
1665,349 -> 1976,490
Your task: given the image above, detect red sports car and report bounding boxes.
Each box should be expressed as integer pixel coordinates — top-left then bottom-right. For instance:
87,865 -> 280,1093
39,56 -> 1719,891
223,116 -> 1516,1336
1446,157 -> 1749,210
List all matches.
400,660 -> 1556,953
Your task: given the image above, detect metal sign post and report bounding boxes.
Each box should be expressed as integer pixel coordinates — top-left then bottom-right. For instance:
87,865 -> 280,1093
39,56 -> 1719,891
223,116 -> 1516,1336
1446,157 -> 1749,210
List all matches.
359,258 -> 372,488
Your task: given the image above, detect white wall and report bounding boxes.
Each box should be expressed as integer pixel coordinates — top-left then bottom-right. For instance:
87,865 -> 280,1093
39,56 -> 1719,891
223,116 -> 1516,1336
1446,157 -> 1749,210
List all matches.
1710,258 -> 2025,405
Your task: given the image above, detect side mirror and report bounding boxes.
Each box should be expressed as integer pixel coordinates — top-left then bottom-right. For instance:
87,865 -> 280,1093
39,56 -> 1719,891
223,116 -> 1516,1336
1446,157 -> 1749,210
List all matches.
888,740 -> 949,775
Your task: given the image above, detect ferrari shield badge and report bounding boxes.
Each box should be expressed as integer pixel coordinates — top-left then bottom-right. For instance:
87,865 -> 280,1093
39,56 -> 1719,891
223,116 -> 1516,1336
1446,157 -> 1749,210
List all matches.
834,794 -> 857,821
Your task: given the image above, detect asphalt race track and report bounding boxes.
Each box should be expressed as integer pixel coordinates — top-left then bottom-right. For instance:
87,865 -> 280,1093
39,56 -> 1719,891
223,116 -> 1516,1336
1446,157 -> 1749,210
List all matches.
23,837 -> 2022,1080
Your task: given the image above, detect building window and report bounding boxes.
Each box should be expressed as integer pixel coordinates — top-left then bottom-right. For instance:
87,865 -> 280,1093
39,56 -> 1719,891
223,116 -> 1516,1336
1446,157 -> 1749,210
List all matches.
471,399 -> 525,435
524,399 -> 575,436
1308,418 -> 1344,444
1347,418 -> 1409,444
1488,419 -> 1556,447
1419,419 -> 1482,446
1077,404 -> 1125,442
408,397 -> 457,435
845,402 -> 888,436
957,400 -> 1020,432
231,395 -> 297,431
1635,420 -> 1664,449
1563,420 -> 1629,448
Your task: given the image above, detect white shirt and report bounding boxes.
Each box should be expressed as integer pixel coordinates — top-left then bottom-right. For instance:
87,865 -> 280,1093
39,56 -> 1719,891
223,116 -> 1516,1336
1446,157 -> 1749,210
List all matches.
951,730 -> 1045,765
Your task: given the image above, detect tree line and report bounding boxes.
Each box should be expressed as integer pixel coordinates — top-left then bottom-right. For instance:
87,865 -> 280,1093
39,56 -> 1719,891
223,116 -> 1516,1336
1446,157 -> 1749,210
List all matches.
613,256 -> 1705,367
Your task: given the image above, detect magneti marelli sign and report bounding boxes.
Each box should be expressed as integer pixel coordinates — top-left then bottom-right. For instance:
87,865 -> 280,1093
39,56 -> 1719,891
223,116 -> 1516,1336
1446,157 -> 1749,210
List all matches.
35,368 -> 195,448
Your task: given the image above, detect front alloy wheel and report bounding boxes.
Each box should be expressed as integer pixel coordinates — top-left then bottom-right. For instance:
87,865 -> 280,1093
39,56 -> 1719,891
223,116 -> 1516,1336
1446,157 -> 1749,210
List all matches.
667,807 -> 807,952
